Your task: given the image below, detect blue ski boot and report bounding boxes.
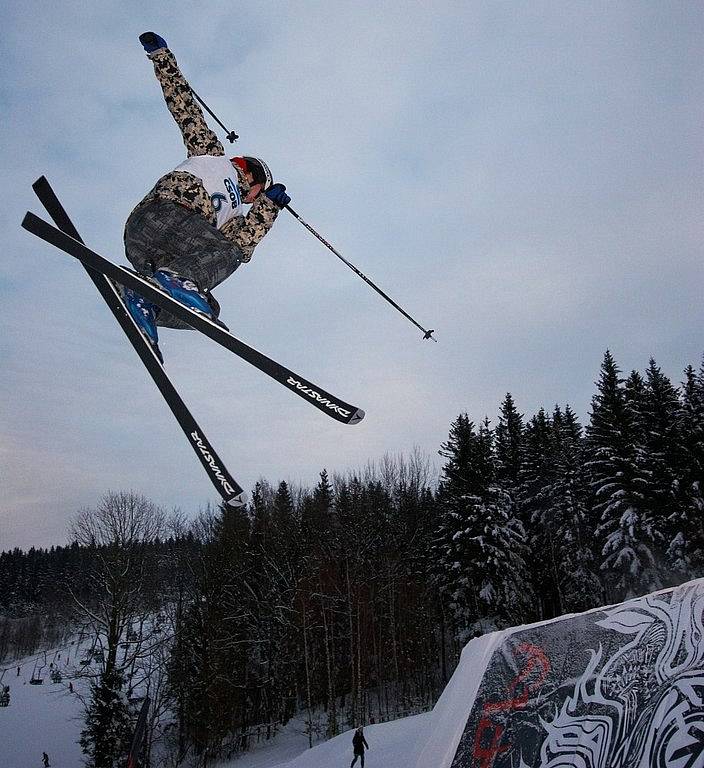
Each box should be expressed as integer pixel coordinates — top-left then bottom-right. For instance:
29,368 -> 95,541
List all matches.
151,269 -> 227,329
120,285 -> 163,363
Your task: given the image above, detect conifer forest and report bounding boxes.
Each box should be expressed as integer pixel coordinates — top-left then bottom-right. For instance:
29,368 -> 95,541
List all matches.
2,350 -> 703,765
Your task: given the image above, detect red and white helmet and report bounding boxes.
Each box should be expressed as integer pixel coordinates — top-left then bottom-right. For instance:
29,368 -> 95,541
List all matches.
232,156 -> 273,190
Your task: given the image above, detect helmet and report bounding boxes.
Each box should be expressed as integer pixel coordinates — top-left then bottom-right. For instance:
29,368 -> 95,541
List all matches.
232,156 -> 273,190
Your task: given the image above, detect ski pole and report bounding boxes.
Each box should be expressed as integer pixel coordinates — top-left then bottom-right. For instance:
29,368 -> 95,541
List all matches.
138,32 -> 238,142
185,76 -> 432,339
285,205 -> 437,342
190,88 -> 239,143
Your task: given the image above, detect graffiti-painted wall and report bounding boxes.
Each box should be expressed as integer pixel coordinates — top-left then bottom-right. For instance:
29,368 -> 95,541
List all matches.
416,579 -> 704,768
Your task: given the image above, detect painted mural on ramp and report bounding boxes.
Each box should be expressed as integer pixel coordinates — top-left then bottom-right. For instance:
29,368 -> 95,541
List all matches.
416,578 -> 704,768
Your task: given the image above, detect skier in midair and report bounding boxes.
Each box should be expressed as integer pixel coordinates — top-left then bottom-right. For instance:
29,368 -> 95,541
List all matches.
123,32 -> 291,361
350,726 -> 369,767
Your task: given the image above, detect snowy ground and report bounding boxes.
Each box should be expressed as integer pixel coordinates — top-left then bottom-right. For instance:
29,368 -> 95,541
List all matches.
1,640 -> 430,768
1,643 -> 90,768
218,713 -> 431,768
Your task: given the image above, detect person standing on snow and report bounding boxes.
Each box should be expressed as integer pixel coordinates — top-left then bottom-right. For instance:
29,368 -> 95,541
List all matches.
350,726 -> 369,767
122,32 -> 291,362
42,752 -> 50,767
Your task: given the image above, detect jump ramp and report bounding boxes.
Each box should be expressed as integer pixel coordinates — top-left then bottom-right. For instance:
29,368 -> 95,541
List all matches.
415,578 -> 704,768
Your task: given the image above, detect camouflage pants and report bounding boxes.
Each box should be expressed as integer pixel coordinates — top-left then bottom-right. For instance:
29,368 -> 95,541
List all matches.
124,199 -> 244,328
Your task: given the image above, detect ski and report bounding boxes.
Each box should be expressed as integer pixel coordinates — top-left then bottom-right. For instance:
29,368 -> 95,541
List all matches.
31,176 -> 246,507
22,196 -> 365,426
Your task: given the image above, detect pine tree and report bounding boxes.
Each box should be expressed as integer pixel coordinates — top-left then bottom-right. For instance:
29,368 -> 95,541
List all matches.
435,415 -> 532,636
624,369 -> 647,433
299,468 -> 343,735
518,409 -> 556,618
546,405 -> 602,612
464,486 -> 533,629
586,351 -> 661,599
252,481 -> 303,729
302,469 -> 335,546
495,393 -> 524,492
273,480 -> 298,556
439,414 -> 494,500
640,360 -> 681,567
669,362 -> 704,575
80,669 -> 131,768
434,417 -> 490,629
168,507 -> 259,759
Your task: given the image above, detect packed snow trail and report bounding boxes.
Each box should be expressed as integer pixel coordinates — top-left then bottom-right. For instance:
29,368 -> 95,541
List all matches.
1,642 -> 430,768
1,645 -> 89,768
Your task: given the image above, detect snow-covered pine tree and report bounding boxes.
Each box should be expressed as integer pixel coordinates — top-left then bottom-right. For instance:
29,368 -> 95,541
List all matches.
640,360 -> 682,571
495,393 -> 525,493
544,405 -> 602,612
435,416 -> 532,637
439,414 -> 494,499
519,408 -> 561,618
80,669 -> 131,768
623,369 -> 648,462
433,416 -> 491,634
464,485 -> 533,630
669,362 -> 704,575
586,352 -> 662,600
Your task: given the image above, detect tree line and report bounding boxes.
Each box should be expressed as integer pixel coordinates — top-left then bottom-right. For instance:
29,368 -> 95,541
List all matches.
434,351 -> 704,641
1,350 -> 702,766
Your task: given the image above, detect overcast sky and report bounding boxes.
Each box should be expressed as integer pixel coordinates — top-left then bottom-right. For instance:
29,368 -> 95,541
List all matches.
2,1 -> 702,551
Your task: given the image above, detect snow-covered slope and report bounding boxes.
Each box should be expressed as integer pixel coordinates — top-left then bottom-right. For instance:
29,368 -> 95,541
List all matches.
1,641 -> 430,768
1,647 -> 87,768
221,713 -> 431,768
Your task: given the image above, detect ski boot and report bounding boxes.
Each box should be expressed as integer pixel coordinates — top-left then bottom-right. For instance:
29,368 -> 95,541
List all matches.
151,269 -> 227,329
119,285 -> 163,364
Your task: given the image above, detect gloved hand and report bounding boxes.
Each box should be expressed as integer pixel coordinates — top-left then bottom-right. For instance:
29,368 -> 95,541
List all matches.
139,32 -> 167,54
265,183 -> 291,208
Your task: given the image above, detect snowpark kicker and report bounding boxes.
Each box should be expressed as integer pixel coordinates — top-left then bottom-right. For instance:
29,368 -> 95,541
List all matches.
415,578 -> 704,768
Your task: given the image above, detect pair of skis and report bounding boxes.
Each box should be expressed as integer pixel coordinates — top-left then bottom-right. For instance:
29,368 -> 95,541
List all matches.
23,177 -> 364,507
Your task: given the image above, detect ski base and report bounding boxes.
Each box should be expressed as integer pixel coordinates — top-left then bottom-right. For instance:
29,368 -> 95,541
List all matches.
30,176 -> 246,507
22,206 -> 365,426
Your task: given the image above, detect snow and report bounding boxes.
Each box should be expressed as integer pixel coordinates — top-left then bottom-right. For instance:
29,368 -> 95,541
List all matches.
1,640 -> 432,768
1,648 -> 86,768
218,713 -> 432,768
414,630 -> 504,768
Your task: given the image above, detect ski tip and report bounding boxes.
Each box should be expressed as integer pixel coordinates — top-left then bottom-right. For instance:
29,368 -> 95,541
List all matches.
225,492 -> 248,508
349,408 -> 365,425
20,211 -> 35,232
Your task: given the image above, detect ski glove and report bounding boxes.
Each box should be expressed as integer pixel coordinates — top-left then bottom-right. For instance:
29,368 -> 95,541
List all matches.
139,32 -> 167,54
264,183 -> 291,208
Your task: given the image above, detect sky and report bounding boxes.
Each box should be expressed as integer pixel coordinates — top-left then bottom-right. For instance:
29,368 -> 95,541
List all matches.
2,1 -> 702,551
